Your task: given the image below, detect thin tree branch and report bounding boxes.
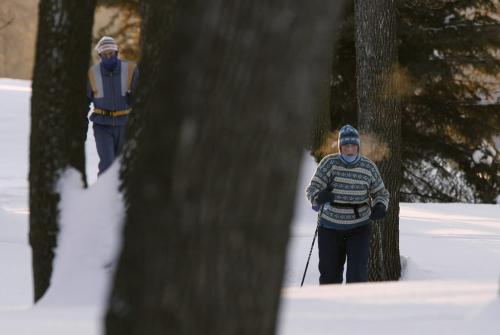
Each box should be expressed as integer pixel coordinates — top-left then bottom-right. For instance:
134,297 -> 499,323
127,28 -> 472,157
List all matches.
0,17 -> 14,30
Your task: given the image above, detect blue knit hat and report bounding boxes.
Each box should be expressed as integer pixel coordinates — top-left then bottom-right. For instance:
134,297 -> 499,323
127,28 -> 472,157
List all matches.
338,124 -> 360,147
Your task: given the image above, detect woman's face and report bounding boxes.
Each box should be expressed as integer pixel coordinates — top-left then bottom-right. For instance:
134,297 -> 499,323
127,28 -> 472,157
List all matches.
340,144 -> 359,156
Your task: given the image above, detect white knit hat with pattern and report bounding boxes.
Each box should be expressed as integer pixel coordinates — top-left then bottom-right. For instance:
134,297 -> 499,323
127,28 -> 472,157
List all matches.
95,36 -> 119,54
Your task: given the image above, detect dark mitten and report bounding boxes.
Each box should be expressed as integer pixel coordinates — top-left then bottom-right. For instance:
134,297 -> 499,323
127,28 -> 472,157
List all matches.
315,188 -> 335,205
369,203 -> 386,220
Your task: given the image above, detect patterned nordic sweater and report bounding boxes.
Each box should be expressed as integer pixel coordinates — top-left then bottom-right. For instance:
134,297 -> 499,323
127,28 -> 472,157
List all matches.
306,154 -> 390,230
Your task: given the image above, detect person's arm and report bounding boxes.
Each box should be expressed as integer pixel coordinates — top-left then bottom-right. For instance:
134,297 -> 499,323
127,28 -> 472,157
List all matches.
306,157 -> 334,209
87,81 -> 94,103
127,66 -> 139,106
369,163 -> 389,219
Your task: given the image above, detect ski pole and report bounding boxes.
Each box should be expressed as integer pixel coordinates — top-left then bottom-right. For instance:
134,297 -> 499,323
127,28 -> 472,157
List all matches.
300,205 -> 324,287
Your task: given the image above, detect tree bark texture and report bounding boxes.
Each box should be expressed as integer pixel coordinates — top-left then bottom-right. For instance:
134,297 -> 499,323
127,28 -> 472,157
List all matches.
106,1 -> 343,334
29,0 -> 96,301
354,0 -> 401,281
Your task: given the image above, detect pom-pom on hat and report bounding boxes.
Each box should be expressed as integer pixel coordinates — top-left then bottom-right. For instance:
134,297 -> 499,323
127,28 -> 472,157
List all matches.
338,124 -> 360,147
95,36 -> 118,54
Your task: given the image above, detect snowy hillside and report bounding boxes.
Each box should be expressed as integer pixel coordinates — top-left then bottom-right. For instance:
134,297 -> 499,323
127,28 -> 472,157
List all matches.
1,79 -> 499,334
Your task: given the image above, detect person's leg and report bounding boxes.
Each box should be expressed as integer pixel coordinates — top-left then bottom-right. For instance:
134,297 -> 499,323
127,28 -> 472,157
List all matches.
317,226 -> 346,284
93,123 -> 115,175
113,124 -> 126,155
345,224 -> 372,283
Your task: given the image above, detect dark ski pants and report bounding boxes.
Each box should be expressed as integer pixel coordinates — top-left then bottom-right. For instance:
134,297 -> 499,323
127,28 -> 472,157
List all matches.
93,123 -> 125,175
317,224 -> 372,284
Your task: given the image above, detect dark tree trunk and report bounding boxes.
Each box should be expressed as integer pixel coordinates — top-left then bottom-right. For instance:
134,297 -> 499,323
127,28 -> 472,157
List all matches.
29,0 -> 96,302
106,1 -> 343,334
354,0 -> 401,281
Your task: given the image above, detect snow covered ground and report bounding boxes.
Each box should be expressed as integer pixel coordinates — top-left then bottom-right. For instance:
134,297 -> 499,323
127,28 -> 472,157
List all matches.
1,78 -> 499,334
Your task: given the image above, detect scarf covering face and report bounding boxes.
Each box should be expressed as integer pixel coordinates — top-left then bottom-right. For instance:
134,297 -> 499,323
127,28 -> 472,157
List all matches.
101,54 -> 118,71
341,153 -> 359,164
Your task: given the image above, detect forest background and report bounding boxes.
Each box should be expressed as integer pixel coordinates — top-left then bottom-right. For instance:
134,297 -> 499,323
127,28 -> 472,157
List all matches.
1,0 -> 497,203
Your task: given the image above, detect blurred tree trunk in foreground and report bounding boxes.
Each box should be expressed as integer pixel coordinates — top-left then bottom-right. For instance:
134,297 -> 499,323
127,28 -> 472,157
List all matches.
354,0 -> 401,281
106,0 -> 344,334
29,0 -> 96,302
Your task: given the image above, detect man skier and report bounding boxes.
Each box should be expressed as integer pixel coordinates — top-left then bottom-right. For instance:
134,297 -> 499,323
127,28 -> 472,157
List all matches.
306,124 -> 389,284
88,36 -> 138,175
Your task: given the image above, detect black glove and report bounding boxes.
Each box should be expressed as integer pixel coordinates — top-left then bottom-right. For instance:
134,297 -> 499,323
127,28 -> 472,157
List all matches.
315,188 -> 335,205
369,203 -> 386,220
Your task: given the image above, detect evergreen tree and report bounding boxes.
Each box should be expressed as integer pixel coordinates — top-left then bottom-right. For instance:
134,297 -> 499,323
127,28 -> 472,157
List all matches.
310,2 -> 357,159
106,1 -> 343,334
312,0 -> 500,204
399,0 -> 500,203
29,0 -> 96,301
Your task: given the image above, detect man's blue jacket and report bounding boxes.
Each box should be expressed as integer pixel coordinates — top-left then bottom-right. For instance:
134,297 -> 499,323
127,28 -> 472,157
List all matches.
87,60 -> 138,126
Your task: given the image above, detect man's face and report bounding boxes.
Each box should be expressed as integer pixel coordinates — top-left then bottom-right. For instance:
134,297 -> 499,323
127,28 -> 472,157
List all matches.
100,50 -> 117,59
340,144 -> 359,156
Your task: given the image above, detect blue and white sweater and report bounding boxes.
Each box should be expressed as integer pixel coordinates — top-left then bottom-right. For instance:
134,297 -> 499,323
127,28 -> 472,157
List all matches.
306,154 -> 389,230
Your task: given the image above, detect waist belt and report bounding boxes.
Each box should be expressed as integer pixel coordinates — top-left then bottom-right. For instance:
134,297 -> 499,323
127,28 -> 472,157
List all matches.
331,202 -> 369,219
93,108 -> 131,117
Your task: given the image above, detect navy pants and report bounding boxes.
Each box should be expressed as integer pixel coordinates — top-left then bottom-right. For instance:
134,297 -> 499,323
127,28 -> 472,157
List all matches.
317,224 -> 372,284
93,123 -> 125,175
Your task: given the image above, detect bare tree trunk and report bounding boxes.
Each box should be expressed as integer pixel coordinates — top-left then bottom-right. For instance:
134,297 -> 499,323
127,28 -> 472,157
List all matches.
354,0 -> 401,281
29,0 -> 96,302
106,1 -> 344,334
